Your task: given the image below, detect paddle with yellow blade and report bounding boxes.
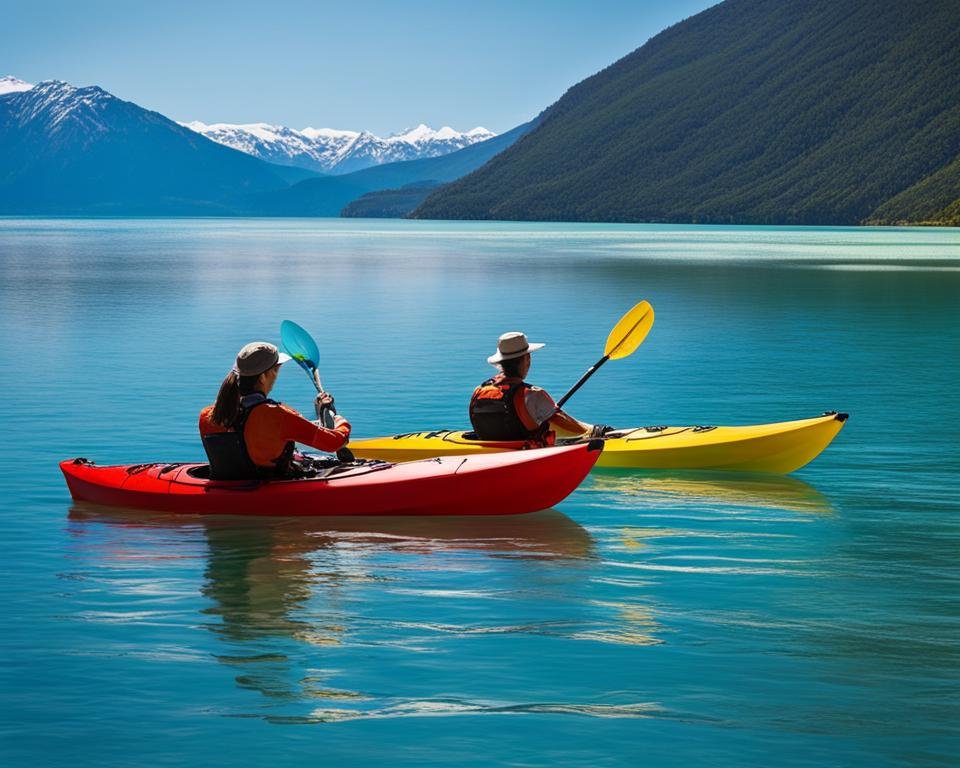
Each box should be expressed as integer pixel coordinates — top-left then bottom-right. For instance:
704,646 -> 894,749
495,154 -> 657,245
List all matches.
554,300 -> 655,412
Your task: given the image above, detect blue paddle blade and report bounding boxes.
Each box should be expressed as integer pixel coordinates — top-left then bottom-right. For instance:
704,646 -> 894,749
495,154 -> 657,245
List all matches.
280,319 -> 320,373
280,319 -> 355,462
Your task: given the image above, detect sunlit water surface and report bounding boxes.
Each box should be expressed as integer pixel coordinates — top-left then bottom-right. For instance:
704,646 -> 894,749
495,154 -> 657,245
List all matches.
1,220 -> 958,767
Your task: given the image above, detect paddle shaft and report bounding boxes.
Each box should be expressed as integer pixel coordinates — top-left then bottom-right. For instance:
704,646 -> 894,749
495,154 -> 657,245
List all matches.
310,369 -> 335,426
555,354 -> 610,410
309,368 -> 356,462
550,300 -> 652,420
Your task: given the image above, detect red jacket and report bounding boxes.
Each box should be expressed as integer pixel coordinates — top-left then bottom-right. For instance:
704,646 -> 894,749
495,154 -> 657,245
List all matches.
199,402 -> 350,469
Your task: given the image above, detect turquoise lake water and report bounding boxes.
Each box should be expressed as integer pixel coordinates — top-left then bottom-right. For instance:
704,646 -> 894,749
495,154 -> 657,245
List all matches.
1,219 -> 958,767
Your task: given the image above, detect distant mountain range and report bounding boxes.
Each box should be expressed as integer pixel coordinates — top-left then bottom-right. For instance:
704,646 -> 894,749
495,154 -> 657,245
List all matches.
6,0 -> 958,228
0,80 -> 312,214
0,77 -> 524,216
182,121 -> 495,175
414,0 -> 960,226
251,118 -> 539,217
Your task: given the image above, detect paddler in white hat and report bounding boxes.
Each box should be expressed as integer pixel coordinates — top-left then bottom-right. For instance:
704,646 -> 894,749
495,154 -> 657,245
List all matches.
469,331 -> 609,444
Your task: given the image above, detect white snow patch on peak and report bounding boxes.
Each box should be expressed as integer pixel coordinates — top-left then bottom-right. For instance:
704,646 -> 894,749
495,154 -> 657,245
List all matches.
15,79 -> 115,133
301,127 -> 360,140
0,75 -> 34,95
206,123 -> 292,141
393,123 -> 435,142
433,126 -> 459,139
33,79 -> 73,94
389,124 -> 496,143
182,120 -> 277,133
231,123 -> 288,141
32,80 -> 110,103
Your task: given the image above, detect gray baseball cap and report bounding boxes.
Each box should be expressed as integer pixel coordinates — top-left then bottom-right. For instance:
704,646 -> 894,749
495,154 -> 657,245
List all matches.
233,342 -> 292,377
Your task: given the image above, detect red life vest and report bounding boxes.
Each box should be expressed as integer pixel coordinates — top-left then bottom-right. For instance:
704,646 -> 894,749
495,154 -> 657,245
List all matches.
469,374 -> 550,443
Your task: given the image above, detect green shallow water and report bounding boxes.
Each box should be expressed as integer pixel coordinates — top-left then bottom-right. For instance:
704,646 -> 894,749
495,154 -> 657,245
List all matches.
1,219 -> 958,767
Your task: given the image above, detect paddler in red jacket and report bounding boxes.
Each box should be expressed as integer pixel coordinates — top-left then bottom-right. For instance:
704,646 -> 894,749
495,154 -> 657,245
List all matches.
199,341 -> 351,479
469,331 -> 609,444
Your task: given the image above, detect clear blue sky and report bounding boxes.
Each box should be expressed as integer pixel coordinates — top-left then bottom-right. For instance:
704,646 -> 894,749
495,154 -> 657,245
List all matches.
7,0 -> 717,135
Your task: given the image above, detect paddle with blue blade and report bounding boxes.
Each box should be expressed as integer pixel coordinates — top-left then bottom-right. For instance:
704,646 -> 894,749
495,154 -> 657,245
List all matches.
280,320 -> 355,462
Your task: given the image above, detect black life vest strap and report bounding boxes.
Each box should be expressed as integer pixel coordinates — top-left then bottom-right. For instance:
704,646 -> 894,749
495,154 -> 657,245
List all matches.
202,393 -> 291,481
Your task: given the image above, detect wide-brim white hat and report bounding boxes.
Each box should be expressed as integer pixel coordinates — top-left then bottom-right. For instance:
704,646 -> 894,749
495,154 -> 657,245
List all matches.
487,331 -> 545,364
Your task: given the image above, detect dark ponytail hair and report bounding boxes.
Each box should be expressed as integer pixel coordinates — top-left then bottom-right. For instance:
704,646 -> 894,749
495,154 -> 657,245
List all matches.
210,370 -> 265,427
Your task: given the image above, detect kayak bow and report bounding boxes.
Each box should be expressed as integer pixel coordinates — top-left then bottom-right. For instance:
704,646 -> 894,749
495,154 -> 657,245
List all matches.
347,412 -> 849,474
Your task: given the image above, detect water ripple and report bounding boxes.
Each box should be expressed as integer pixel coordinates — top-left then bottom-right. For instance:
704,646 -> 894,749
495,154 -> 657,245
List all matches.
604,559 -> 813,576
265,698 -> 666,724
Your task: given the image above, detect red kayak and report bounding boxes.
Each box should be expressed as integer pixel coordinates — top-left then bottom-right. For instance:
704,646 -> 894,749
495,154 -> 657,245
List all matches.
60,441 -> 602,516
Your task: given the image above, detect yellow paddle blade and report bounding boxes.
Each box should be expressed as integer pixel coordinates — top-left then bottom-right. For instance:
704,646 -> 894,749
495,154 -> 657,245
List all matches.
604,300 -> 654,360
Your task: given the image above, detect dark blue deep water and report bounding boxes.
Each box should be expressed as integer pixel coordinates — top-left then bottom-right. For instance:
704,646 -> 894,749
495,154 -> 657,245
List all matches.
1,220 -> 958,767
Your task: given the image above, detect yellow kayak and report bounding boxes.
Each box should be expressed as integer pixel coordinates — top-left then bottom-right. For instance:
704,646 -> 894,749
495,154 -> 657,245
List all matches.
348,412 -> 848,474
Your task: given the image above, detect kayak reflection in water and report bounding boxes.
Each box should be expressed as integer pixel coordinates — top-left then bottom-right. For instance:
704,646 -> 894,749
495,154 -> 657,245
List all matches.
194,511 -> 596,708
199,341 -> 352,480
469,331 -> 612,444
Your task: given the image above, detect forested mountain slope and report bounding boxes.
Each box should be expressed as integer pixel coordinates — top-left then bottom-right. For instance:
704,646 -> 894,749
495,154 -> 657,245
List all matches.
413,0 -> 960,225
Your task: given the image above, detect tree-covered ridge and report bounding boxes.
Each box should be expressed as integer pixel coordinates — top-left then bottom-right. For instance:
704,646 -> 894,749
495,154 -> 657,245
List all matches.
341,182 -> 442,218
413,0 -> 960,225
866,154 -> 960,226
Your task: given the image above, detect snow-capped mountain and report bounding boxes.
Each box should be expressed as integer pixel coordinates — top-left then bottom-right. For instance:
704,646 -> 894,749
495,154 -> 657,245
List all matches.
5,80 -> 121,140
180,121 -> 359,175
182,120 -> 496,175
0,79 -> 308,214
0,75 -> 34,95
0,75 -> 514,216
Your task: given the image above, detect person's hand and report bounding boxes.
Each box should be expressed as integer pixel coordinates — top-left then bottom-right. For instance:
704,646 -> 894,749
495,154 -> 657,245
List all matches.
316,392 -> 334,408
589,423 -> 615,439
314,391 -> 334,419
